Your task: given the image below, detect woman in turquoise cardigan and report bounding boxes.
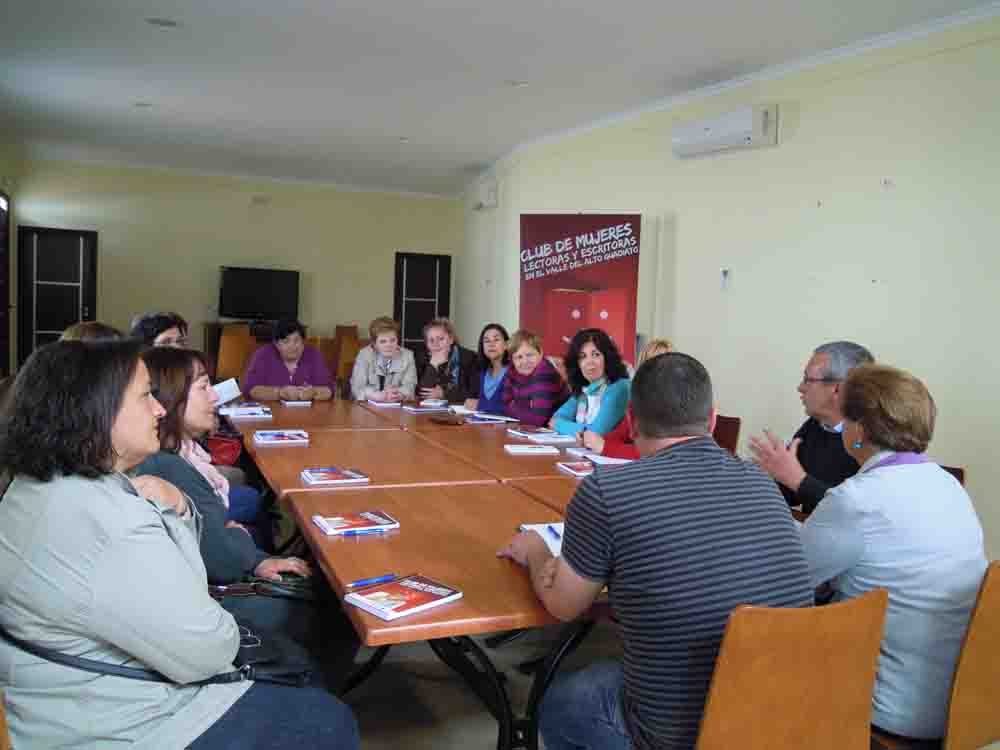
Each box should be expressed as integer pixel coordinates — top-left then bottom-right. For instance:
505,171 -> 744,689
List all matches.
549,328 -> 631,436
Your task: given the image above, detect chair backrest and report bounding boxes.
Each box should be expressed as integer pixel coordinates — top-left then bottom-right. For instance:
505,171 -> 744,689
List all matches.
307,336 -> 338,375
0,690 -> 11,750
216,324 -> 258,383
939,465 -> 966,486
943,561 -> 1000,750
696,588 -> 888,750
336,335 -> 362,382
712,415 -> 741,455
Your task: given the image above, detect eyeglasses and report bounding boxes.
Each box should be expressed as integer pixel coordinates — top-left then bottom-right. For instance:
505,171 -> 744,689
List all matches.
800,375 -> 840,385
158,336 -> 188,347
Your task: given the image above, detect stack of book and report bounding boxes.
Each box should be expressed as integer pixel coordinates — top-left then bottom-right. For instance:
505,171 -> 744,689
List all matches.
301,467 -> 370,486
311,510 -> 397,534
507,426 -> 576,444
253,429 -> 309,446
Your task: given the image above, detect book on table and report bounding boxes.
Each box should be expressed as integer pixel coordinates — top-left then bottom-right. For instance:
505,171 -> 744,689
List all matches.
464,413 -> 517,425
219,402 -> 272,419
420,398 -> 448,407
253,429 -> 309,446
366,399 -> 402,408
504,444 -> 560,456
557,461 -> 595,478
300,467 -> 370,486
344,574 -> 463,621
519,523 -> 564,556
311,509 -> 397,534
280,399 -> 313,407
402,404 -> 450,414
506,425 -> 576,444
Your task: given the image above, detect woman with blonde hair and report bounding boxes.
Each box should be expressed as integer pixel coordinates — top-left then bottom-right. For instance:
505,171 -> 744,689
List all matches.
351,316 -> 417,402
502,329 -> 568,425
578,337 -> 672,458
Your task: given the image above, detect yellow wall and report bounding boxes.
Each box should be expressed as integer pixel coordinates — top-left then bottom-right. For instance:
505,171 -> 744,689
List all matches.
461,18 -> 1000,555
9,160 -> 463,348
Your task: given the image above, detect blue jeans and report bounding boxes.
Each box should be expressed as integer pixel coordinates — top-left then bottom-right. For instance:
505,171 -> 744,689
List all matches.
188,682 -> 359,750
539,660 -> 632,750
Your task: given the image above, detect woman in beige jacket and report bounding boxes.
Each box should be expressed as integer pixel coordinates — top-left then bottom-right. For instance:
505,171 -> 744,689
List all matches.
351,316 -> 417,402
0,339 -> 358,750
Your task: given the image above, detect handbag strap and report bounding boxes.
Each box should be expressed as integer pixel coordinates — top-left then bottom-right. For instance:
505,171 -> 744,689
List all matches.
0,622 -> 248,685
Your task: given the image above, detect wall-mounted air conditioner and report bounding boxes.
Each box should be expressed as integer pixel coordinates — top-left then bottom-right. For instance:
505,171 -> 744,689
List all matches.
671,104 -> 778,158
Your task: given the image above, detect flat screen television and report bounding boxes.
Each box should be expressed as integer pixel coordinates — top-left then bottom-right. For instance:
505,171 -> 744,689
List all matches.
218,266 -> 300,320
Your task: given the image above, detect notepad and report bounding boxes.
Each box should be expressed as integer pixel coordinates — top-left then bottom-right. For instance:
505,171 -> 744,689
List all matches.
519,523 -> 564,556
212,378 -> 242,405
504,444 -> 560,456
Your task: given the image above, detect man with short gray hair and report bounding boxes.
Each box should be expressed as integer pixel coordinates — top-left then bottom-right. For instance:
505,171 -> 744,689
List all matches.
750,341 -> 874,513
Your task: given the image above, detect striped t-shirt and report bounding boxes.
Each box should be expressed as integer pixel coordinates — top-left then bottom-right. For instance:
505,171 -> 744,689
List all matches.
562,437 -> 813,750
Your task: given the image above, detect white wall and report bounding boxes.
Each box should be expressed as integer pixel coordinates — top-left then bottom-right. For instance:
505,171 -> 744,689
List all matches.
460,17 -> 1000,556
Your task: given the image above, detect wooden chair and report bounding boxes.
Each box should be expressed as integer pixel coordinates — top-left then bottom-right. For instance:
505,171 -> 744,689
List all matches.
712,414 -> 741,455
871,561 -> 1000,750
0,690 -> 11,750
939,465 -> 966,486
335,334 -> 362,398
696,588 -> 888,750
216,324 -> 259,382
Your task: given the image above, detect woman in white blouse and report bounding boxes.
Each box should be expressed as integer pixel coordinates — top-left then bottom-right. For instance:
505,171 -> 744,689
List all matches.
801,363 -> 986,742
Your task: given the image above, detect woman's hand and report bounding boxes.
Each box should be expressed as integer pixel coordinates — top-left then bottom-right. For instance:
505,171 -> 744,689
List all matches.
254,557 -> 312,581
385,387 -> 403,402
225,520 -> 251,536
464,398 -> 478,411
131,475 -> 189,516
581,430 -> 605,454
279,385 -> 314,401
547,417 -> 557,430
369,390 -> 386,402
419,385 -> 444,400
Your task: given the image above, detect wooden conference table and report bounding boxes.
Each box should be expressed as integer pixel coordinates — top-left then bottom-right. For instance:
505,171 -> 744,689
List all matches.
236,398 -> 595,750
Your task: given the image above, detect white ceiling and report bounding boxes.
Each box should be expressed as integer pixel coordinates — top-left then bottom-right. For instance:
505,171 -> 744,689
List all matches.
1,0 -> 993,196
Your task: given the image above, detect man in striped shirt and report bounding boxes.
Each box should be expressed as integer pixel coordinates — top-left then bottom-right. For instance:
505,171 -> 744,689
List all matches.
500,352 -> 812,750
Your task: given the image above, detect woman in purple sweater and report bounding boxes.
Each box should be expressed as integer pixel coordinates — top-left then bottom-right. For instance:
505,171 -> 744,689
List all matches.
502,330 -> 568,426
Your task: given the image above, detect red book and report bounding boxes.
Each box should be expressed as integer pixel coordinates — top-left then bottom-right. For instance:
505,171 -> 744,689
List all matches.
344,574 -> 463,621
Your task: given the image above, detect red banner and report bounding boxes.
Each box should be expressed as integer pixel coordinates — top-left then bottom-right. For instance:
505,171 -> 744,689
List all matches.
519,214 -> 641,363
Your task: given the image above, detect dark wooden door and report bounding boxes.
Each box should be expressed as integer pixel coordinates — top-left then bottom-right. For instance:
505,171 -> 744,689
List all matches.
393,252 -> 451,360
0,192 -> 9,376
17,226 -> 98,366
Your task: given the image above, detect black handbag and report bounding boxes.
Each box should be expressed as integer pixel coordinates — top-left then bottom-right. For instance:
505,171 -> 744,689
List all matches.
0,621 -> 311,687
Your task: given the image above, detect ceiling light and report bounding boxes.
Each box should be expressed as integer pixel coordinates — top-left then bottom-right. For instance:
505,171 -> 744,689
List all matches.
133,101 -> 153,108
398,137 -> 410,143
505,80 -> 529,88
146,17 -> 181,28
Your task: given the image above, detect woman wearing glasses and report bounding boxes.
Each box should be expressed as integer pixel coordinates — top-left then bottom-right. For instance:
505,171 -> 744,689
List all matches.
130,310 -> 189,347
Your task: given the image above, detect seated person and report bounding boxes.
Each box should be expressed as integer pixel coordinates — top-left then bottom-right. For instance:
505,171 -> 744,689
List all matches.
242,319 -> 333,401
749,340 -> 874,513
414,317 -> 480,403
502,329 -> 568,426
0,340 -> 358,749
130,310 -> 189,347
139,347 -> 271,548
61,320 -> 123,342
467,323 -> 510,414
136,347 -> 359,692
579,337 -> 672,458
549,328 -> 630,436
351,316 -> 417,402
500,352 -> 812,750
801,364 -> 986,742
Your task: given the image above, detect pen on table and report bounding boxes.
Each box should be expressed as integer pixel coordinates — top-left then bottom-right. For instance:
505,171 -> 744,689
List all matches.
546,525 -> 562,541
341,528 -> 388,537
346,573 -> 397,589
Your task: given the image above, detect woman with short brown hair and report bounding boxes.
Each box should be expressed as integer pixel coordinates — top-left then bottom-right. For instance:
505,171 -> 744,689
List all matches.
414,317 -> 480,403
802,364 -> 986,742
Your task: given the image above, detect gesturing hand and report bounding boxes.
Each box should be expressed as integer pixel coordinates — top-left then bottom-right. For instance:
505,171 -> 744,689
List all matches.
748,429 -> 806,490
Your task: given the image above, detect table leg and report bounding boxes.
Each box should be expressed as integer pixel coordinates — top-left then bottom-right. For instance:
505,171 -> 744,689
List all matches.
429,636 -> 514,750
338,644 -> 392,697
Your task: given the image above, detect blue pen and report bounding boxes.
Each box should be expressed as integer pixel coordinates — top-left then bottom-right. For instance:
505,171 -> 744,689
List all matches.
346,573 -> 397,589
547,524 -> 562,541
342,528 -> 388,537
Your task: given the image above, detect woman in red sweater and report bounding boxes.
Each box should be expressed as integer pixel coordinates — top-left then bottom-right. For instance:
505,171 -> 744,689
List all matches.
579,338 -> 673,458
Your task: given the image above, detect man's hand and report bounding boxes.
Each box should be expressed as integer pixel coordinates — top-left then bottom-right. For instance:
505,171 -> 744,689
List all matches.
497,530 -> 551,567
748,430 -> 806,490
131,475 -> 189,516
254,557 -> 312,581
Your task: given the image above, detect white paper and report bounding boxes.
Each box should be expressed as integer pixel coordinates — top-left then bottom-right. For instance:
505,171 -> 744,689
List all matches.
519,523 -> 564,556
212,378 -> 242,405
